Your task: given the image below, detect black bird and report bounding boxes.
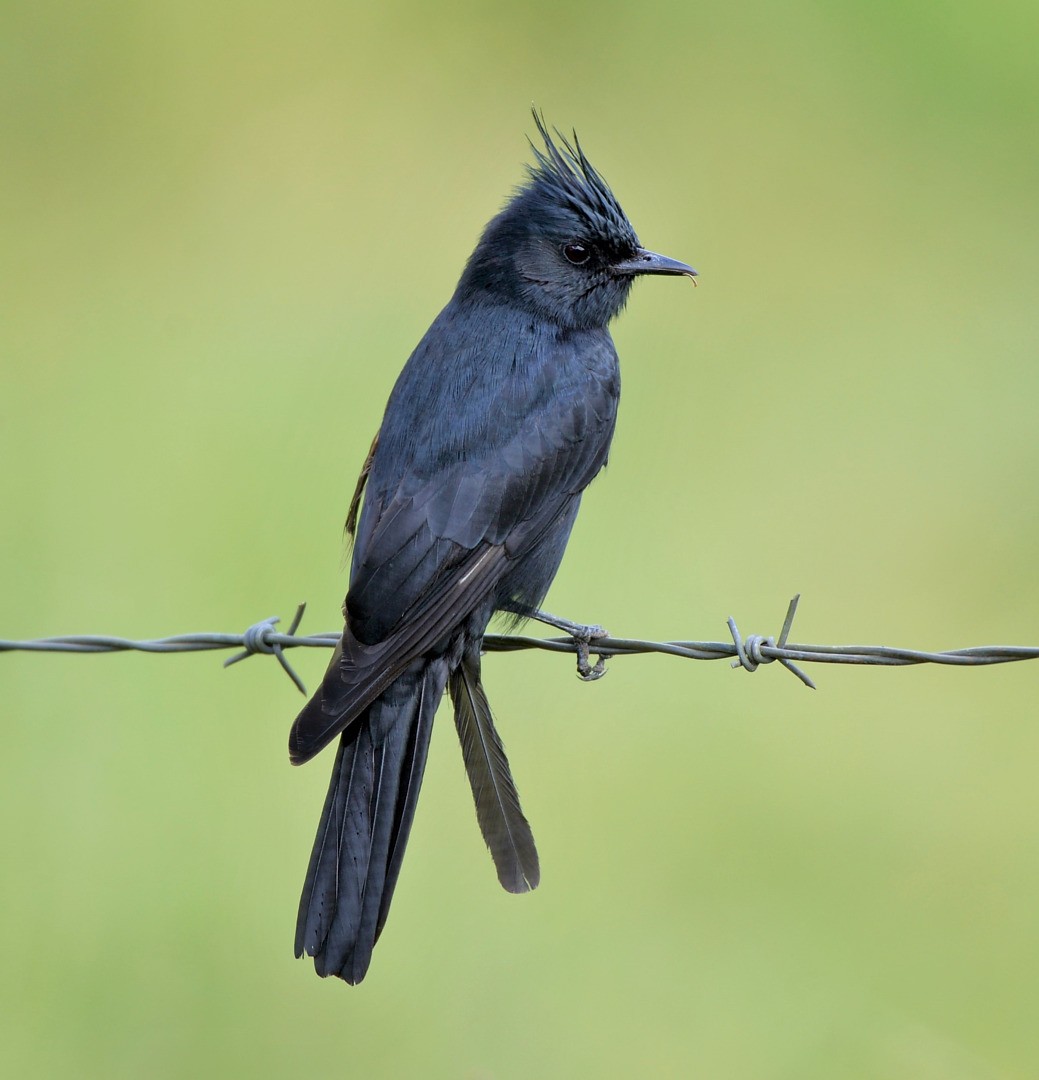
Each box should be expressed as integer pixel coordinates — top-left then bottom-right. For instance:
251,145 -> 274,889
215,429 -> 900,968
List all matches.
290,112 -> 696,983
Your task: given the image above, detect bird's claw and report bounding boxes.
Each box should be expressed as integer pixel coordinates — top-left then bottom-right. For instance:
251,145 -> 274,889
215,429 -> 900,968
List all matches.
575,638 -> 608,681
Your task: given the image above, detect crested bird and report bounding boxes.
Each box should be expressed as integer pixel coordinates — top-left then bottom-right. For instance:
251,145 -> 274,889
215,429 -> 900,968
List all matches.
290,111 -> 696,983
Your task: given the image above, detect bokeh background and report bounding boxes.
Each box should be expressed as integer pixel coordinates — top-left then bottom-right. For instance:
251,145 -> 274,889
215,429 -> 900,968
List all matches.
3,2 -> 1039,1077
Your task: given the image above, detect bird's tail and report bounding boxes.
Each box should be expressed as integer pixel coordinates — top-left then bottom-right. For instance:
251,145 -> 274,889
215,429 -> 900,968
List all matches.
294,658 -> 449,983
449,650 -> 539,893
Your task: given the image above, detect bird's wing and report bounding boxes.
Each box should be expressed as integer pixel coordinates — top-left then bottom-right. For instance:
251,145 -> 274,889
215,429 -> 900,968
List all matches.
344,430 -> 379,539
289,326 -> 618,765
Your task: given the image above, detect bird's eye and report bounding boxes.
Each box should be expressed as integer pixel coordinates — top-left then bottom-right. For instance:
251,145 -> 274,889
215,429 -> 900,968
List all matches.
563,241 -> 591,265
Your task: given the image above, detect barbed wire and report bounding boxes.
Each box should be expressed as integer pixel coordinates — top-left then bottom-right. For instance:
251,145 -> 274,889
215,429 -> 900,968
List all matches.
3,596 -> 1037,696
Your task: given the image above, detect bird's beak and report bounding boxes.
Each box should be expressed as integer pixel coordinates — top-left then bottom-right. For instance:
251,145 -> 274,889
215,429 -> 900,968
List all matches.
613,248 -> 698,281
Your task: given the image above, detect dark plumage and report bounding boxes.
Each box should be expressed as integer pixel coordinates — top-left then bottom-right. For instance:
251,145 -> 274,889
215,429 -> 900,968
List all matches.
290,111 -> 696,983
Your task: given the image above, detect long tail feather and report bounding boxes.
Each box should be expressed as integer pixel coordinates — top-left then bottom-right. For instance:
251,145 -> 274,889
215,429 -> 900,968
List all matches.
295,660 -> 447,983
450,654 -> 540,893
375,670 -> 437,940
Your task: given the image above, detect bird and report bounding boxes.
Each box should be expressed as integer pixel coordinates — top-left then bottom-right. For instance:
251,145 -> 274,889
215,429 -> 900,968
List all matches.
289,111 -> 696,983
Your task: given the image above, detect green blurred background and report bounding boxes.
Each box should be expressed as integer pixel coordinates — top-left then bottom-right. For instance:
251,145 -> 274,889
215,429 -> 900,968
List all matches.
3,2 -> 1039,1077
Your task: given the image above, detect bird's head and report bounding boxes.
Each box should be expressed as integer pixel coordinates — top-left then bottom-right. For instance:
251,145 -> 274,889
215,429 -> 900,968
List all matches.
456,111 -> 696,330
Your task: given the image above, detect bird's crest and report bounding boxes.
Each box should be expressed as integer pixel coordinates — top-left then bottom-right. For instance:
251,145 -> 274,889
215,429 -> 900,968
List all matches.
525,109 -> 638,248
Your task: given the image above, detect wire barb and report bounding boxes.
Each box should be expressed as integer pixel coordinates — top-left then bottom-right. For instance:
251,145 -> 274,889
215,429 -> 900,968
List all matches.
727,595 -> 817,689
223,603 -> 309,695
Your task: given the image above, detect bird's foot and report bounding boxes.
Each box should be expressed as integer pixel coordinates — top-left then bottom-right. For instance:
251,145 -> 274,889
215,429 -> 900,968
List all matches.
530,608 -> 609,682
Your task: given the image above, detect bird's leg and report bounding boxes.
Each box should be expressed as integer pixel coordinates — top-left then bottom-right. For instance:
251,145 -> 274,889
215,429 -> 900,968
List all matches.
529,608 -> 609,682
528,607 -> 607,642
495,602 -> 609,680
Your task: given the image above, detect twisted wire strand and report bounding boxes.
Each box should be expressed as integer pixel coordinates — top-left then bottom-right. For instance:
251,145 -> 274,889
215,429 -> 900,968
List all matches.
3,596 -> 1037,696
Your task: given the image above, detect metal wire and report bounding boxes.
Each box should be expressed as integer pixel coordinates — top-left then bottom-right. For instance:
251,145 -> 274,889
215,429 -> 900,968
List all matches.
3,596 -> 1037,696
